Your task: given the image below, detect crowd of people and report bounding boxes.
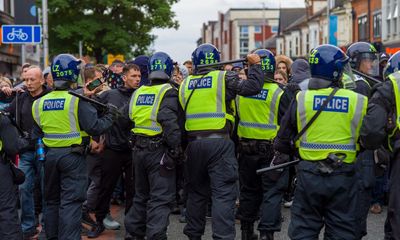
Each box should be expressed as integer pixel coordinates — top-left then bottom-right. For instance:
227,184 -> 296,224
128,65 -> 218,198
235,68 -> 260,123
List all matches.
0,41 -> 398,240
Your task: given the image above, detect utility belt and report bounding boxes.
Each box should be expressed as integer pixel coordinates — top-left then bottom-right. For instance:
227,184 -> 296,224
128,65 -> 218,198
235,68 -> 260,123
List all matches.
187,132 -> 230,141
71,144 -> 90,155
239,138 -> 273,155
302,153 -> 355,176
131,134 -> 163,151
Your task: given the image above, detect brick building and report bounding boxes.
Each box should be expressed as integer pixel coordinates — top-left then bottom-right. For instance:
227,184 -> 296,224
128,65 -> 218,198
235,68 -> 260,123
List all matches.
351,0 -> 382,50
200,8 -> 281,60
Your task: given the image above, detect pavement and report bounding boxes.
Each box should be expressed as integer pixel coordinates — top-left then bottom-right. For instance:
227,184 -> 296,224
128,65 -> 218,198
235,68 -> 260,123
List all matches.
73,203 -> 387,240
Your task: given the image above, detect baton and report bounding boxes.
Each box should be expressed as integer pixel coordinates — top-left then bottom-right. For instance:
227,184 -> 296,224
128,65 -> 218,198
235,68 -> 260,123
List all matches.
256,159 -> 301,175
68,90 -> 108,109
352,69 -> 381,85
197,54 -> 268,69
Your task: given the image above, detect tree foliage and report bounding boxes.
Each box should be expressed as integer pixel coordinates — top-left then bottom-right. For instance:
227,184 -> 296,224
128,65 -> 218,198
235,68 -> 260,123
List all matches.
45,0 -> 179,62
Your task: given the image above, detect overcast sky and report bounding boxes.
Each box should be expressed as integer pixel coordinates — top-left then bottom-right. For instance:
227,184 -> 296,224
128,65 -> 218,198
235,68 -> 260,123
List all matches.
151,0 -> 305,63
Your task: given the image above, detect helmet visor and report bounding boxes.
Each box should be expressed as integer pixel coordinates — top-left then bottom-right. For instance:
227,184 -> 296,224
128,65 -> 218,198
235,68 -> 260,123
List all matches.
340,63 -> 356,90
358,53 -> 379,77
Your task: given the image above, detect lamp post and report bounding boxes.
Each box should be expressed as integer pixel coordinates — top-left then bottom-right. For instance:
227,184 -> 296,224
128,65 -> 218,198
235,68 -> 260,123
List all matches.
327,0 -> 330,44
262,2 -> 266,48
42,0 -> 49,67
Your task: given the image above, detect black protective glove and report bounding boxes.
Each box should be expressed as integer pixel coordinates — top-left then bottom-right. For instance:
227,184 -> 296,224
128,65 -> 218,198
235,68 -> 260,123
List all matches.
265,151 -> 290,181
160,148 -> 181,177
105,103 -> 120,119
270,151 -> 290,166
168,146 -> 184,165
167,146 -> 183,160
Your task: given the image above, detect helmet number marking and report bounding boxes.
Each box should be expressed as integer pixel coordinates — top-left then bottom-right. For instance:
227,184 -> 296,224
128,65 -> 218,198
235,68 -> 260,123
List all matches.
151,59 -> 167,71
261,58 -> 273,71
200,52 -> 217,65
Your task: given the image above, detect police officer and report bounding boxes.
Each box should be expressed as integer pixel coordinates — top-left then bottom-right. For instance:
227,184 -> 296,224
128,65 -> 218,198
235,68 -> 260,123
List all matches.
0,114 -> 29,239
274,44 -> 369,239
360,51 -> 400,240
347,41 -> 380,239
236,49 -> 288,240
179,43 -> 263,240
31,54 -> 118,240
346,41 -> 379,96
124,52 -> 182,240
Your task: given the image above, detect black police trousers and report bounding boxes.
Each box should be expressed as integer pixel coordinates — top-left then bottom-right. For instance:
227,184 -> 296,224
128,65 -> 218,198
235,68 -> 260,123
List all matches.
0,158 -> 23,239
95,148 -> 134,222
385,150 -> 400,240
124,144 -> 175,240
354,150 -> 375,239
44,148 -> 87,240
237,143 -> 288,233
289,160 -> 358,240
183,138 -> 238,240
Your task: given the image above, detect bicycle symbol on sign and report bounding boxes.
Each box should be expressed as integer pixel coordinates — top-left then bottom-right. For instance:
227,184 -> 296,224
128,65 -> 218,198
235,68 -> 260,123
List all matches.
6,28 -> 28,41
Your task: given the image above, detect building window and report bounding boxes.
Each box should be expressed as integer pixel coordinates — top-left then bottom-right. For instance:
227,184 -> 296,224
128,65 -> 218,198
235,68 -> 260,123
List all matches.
224,30 -> 228,44
295,37 -> 299,56
240,26 -> 249,38
373,12 -> 382,38
0,0 -> 11,14
306,33 -> 309,54
255,41 -> 263,48
358,15 -> 368,41
254,25 -> 262,33
271,26 -> 278,33
289,40 -> 292,57
240,39 -> 249,55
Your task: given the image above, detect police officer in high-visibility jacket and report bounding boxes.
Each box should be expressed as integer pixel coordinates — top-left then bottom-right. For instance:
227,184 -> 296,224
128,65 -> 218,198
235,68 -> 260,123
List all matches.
360,51 -> 400,240
31,54 -> 118,240
179,43 -> 263,240
346,41 -> 380,240
124,52 -> 183,240
274,45 -> 370,239
236,49 -> 288,240
0,116 -> 31,239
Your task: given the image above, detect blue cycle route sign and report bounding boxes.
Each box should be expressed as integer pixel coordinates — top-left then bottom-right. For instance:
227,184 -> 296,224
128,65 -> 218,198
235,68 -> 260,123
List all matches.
1,25 -> 42,44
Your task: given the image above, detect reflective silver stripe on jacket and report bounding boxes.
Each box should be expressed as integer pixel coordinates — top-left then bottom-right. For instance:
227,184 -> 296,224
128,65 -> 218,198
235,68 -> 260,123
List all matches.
149,84 -> 172,130
33,98 -> 41,127
129,90 -> 139,119
392,72 -> 400,122
297,90 -> 365,151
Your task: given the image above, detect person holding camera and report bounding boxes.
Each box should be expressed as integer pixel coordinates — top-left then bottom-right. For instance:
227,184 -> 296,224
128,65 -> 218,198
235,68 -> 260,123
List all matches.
87,64 -> 141,238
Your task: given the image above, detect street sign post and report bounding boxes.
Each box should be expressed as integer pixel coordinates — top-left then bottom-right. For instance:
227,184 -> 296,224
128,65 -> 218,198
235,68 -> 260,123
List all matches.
1,25 -> 42,44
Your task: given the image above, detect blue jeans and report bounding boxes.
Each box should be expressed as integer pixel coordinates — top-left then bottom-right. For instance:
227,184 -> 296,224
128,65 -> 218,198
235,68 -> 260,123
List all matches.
19,151 -> 44,233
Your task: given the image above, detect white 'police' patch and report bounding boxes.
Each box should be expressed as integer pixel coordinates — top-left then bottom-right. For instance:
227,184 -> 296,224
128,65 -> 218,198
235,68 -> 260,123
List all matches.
246,89 -> 268,101
188,76 -> 212,90
136,94 -> 155,106
313,95 -> 349,113
43,99 -> 65,111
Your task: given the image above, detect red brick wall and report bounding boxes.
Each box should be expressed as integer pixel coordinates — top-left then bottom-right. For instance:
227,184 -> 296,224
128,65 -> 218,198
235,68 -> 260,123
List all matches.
352,0 -> 381,42
254,25 -> 273,41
